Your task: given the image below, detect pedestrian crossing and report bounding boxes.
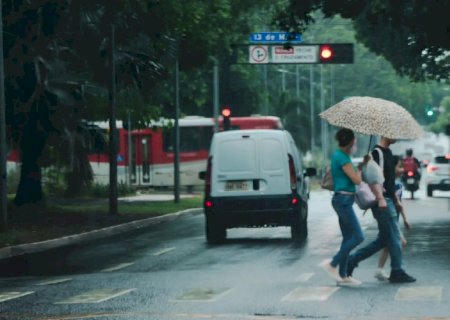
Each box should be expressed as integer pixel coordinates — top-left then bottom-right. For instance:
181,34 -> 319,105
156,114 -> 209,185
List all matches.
0,273 -> 444,305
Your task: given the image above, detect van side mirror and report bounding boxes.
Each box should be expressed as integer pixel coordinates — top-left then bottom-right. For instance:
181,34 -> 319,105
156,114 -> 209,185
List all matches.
198,171 -> 206,180
304,167 -> 317,177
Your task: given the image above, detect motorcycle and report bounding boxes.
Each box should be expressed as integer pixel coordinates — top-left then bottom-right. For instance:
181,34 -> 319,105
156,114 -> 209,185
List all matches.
401,170 -> 420,199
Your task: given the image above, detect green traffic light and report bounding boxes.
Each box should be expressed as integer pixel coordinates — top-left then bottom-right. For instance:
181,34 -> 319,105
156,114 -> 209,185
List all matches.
427,110 -> 434,116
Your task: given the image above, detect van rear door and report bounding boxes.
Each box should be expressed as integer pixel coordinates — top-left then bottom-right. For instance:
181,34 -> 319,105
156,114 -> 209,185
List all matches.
211,131 -> 289,197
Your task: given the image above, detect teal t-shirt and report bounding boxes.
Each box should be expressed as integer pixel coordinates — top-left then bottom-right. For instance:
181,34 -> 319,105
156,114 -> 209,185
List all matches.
331,149 -> 356,192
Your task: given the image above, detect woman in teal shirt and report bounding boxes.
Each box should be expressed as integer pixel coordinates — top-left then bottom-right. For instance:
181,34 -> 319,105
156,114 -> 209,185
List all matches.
320,128 -> 365,286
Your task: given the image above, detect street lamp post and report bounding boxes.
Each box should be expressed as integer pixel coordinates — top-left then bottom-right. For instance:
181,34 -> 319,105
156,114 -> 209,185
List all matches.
281,69 -> 286,92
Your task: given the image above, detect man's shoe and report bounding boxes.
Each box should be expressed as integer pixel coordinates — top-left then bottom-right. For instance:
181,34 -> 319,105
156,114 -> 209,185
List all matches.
389,270 -> 416,283
347,261 -> 356,277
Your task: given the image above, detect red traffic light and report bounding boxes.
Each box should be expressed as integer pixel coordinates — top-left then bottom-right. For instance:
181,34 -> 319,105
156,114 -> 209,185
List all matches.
320,45 -> 333,60
221,107 -> 231,117
318,44 -> 354,64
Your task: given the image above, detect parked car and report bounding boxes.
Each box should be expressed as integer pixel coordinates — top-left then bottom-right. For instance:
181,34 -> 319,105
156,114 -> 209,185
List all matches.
199,129 -> 316,244
425,155 -> 450,197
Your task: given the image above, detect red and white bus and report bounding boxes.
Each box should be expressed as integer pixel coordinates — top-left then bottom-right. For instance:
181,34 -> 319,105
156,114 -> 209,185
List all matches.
7,115 -> 283,188
90,115 -> 283,188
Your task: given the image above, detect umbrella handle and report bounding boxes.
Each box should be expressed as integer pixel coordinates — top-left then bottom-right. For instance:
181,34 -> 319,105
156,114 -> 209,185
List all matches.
367,135 -> 373,154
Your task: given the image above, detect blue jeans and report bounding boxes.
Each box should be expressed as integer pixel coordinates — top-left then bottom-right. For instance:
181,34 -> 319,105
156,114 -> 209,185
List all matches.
348,197 -> 403,272
331,193 -> 365,278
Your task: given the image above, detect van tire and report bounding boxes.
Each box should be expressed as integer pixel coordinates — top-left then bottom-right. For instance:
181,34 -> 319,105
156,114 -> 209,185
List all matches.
206,216 -> 226,244
291,207 -> 307,242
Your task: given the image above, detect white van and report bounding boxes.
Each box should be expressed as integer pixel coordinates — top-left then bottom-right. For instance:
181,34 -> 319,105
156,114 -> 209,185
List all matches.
200,129 -> 316,243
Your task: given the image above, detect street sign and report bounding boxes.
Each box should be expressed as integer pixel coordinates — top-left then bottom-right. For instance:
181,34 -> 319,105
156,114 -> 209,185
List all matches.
271,45 -> 318,64
249,32 -> 302,43
234,43 -> 354,65
249,45 -> 269,64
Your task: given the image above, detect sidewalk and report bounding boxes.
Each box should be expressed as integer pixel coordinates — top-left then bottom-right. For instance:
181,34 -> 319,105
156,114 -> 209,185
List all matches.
118,193 -> 195,202
0,193 -> 203,260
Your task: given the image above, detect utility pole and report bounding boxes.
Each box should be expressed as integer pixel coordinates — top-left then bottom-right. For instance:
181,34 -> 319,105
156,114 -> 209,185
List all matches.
263,64 -> 268,115
0,0 -> 7,229
320,64 -> 326,160
295,65 -> 300,115
174,58 -> 180,203
108,24 -> 118,215
309,65 -> 315,153
127,111 -> 132,185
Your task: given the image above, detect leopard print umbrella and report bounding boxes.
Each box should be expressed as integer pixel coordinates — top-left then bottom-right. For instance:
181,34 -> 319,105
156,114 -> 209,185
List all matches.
319,96 -> 423,139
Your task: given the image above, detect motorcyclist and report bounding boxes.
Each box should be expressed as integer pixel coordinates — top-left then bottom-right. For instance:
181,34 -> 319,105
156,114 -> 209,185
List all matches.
402,148 -> 421,181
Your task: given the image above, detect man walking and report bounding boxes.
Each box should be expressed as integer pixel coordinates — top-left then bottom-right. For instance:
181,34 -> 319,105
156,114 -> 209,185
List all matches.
347,136 -> 416,283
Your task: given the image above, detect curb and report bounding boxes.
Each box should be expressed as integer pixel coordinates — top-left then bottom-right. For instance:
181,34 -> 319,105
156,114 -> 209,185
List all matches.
0,208 -> 203,260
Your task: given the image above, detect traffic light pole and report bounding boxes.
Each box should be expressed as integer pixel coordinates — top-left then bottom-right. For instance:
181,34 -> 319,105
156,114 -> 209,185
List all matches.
309,65 -> 315,153
213,61 -> 219,132
0,0 -> 7,229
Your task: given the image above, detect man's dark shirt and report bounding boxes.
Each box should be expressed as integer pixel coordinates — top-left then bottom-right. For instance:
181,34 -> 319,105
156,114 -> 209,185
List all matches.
372,144 -> 396,200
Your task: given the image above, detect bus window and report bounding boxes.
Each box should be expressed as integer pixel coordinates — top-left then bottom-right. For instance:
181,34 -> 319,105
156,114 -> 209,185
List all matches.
163,126 -> 214,153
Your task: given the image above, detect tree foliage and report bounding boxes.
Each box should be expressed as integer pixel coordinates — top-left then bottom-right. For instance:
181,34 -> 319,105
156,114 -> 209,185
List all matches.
277,0 -> 450,82
3,0 -> 282,203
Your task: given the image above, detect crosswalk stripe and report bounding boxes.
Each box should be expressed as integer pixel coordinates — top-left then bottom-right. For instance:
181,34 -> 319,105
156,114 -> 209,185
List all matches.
295,272 -> 314,282
35,278 -> 72,286
152,247 -> 175,256
282,286 -> 340,301
395,286 -> 443,301
100,262 -> 134,272
174,287 -> 232,302
55,288 -> 136,304
0,291 -> 34,303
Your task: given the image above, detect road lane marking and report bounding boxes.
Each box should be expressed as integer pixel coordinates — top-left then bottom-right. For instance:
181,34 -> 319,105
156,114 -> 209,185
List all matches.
55,288 -> 136,304
36,278 -> 72,286
174,287 -> 232,302
153,247 -> 175,256
295,273 -> 314,282
100,262 -> 134,272
282,286 -> 339,301
395,286 -> 443,301
187,236 -> 204,240
0,291 -> 34,302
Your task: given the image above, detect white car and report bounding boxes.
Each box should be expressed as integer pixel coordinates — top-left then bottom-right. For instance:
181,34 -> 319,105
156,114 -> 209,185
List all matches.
425,155 -> 450,197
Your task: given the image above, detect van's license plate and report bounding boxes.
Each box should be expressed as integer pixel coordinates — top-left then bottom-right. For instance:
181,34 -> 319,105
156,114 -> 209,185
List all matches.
225,180 -> 248,191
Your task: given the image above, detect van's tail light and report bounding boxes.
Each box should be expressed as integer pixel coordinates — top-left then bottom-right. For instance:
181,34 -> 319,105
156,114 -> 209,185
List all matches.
204,200 -> 213,208
427,165 -> 439,173
204,156 -> 213,207
288,154 -> 297,191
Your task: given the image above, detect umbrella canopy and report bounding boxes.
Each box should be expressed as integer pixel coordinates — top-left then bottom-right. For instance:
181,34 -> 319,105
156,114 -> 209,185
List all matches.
319,96 -> 423,140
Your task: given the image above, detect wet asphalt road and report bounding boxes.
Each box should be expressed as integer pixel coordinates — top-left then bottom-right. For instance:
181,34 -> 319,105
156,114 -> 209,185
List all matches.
0,186 -> 449,320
